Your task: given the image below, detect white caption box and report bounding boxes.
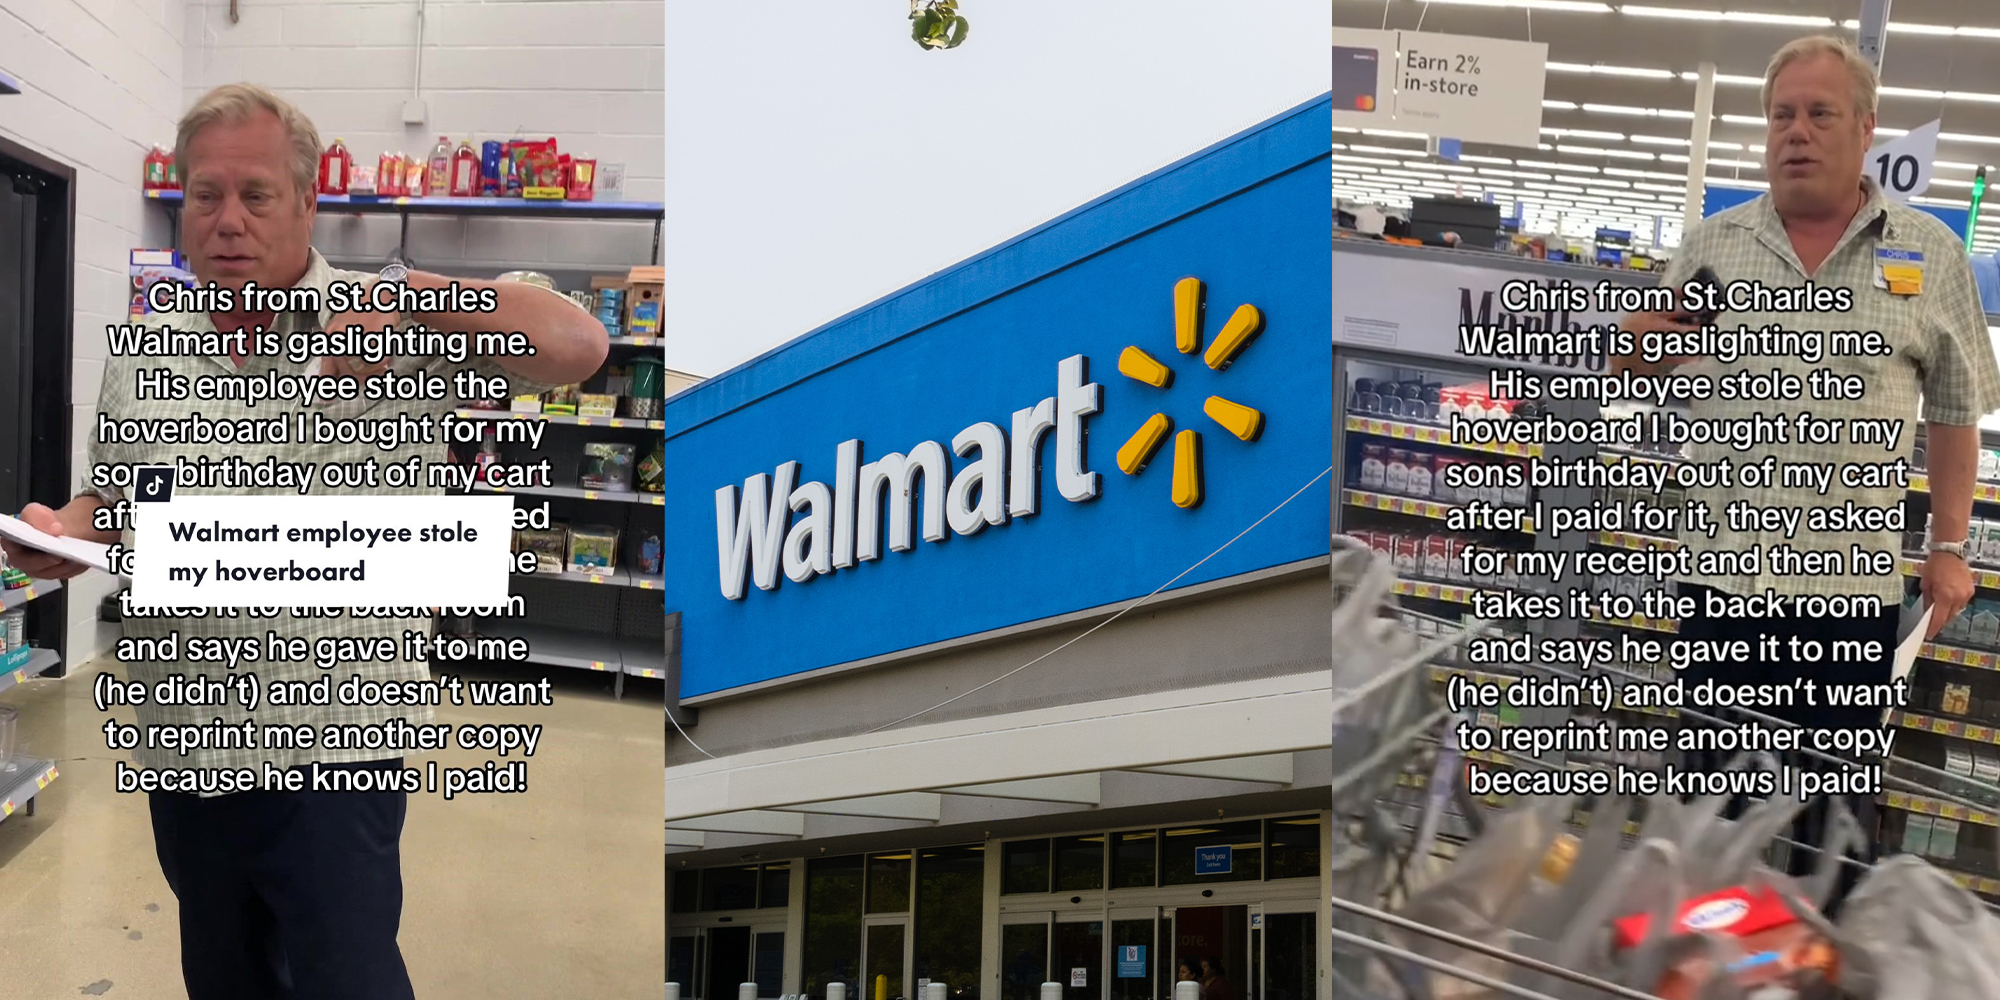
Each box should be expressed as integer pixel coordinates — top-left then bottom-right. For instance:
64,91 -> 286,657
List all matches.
130,494 -> 514,607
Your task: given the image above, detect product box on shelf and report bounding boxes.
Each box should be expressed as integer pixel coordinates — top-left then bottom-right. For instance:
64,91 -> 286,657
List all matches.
130,250 -> 195,318
626,266 -> 664,334
513,526 -> 569,575
567,525 -> 620,574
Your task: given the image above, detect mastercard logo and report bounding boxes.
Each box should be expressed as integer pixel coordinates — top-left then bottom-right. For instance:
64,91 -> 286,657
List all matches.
1356,95 -> 1376,111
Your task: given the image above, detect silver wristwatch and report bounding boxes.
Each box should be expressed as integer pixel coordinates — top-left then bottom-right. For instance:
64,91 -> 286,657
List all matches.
1930,540 -> 1970,560
377,261 -> 409,288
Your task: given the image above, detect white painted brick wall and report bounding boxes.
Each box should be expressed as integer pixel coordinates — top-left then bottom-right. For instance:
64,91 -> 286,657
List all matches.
183,0 -> 665,273
0,0 -> 186,661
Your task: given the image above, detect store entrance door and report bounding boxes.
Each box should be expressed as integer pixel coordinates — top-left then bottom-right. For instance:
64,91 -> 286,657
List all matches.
1171,906 -> 1247,1000
1256,908 -> 1316,1000
1052,916 -> 1104,1000
1109,906 -> 1165,1000
705,926 -> 751,1000
862,917 -> 911,1000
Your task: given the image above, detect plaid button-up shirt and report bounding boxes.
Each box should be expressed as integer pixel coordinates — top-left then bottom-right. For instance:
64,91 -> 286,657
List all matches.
90,250 -> 561,791
1659,177 -> 2000,605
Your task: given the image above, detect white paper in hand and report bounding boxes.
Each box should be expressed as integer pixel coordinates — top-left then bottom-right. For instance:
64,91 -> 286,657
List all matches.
0,512 -> 116,577
1888,604 -> 1935,726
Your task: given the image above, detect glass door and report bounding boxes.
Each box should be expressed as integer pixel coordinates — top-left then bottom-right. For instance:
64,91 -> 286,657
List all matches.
705,926 -> 752,1000
1258,907 -> 1316,1000
1001,913 -> 1052,1000
669,933 -> 700,998
1052,916 -> 1104,1000
751,924 -> 786,999
1171,905 -> 1247,1000
862,917 -> 911,1000
1109,906 -> 1163,1000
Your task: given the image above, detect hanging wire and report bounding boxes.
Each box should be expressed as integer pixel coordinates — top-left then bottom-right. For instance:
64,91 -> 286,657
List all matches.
668,701 -> 714,759
863,465 -> 1335,735
1415,0 -> 1429,34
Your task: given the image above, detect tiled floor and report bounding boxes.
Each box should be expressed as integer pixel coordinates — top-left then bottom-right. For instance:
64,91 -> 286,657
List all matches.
0,654 -> 664,998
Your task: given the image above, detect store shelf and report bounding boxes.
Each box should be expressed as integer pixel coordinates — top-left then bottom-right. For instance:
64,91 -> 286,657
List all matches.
1392,578 -> 1480,605
453,408 -> 663,431
474,481 -> 665,505
1942,866 -> 2000,898
1343,488 -> 1534,532
145,189 -> 665,220
1890,709 -> 2000,747
1909,473 -> 2000,506
619,634 -> 667,679
1593,531 -> 1681,552
0,578 -> 59,611
0,759 -> 57,820
1922,642 -> 2000,673
1903,557 -> 2000,591
1883,789 -> 2000,828
0,649 -> 60,698
1588,613 -> 1679,634
479,622 -> 625,673
607,336 -> 661,346
1343,415 -> 1542,458
516,565 -> 661,590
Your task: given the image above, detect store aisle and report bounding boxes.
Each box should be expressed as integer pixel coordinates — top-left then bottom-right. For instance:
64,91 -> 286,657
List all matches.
0,658 -> 664,998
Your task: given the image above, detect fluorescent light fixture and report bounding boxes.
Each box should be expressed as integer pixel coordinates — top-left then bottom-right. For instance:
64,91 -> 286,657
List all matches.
1681,71 -> 1764,86
1719,114 -> 1766,126
1629,135 -> 1689,147
1634,181 -> 1685,193
1539,143 -> 1554,150
1839,19 -> 2000,39
1332,127 -> 1360,134
1543,127 -> 1627,141
1549,61 -> 1676,79
1582,103 -> 1652,116
1460,154 -> 1512,165
1943,132 -> 2000,146
1559,144 -> 1657,160
1332,153 -> 1404,167
1930,178 -> 1975,189
1543,100 -> 1580,110
1348,144 -> 1423,156
1949,92 -> 2000,105
1937,161 -> 1981,170
1361,128 -> 1430,139
1882,86 -> 1948,100
1525,182 -> 1589,194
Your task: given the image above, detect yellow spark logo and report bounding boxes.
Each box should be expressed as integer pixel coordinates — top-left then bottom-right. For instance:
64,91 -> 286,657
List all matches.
1114,276 -> 1266,509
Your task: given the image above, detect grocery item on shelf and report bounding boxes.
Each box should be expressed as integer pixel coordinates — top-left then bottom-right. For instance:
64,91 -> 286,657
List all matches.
349,162 -> 378,197
510,394 -> 542,414
144,146 -> 170,191
319,139 -> 351,195
566,525 -> 620,574
377,151 -> 405,197
513,526 -> 569,575
637,531 -> 664,576
578,394 -> 617,418
580,442 -> 636,492
628,356 -> 665,419
597,162 -> 626,201
542,384 -> 580,417
638,441 -> 665,494
480,140 -> 504,196
449,139 -> 479,198
129,249 -> 195,320
567,155 -> 596,201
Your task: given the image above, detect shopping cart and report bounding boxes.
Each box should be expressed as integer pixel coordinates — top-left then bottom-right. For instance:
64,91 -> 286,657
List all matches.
1322,534 -> 2000,1000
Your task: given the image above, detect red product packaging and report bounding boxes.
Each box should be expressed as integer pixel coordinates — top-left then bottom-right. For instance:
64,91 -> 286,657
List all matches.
1612,885 -> 1839,1000
1393,535 -> 1421,575
144,146 -> 168,191
318,138 -> 351,195
567,155 -> 596,200
378,152 -> 405,196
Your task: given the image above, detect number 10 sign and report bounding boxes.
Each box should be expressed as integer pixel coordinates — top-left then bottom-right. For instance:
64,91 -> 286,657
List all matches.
1868,119 -> 1940,203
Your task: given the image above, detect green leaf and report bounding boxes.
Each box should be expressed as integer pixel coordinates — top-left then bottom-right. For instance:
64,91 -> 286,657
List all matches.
946,15 -> 968,48
910,9 -> 935,43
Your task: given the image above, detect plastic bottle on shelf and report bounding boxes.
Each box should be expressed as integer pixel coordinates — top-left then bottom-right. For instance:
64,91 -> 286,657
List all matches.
449,139 -> 479,198
427,136 -> 452,200
165,149 -> 180,190
319,138 -> 351,195
143,146 -> 168,191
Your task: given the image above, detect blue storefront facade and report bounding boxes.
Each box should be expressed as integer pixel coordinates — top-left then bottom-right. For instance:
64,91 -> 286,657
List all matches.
665,95 -> 1337,1000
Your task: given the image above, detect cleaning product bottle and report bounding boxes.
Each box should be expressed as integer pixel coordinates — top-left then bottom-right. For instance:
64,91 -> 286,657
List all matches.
319,138 -> 350,195
427,136 -> 452,199
144,146 -> 167,191
450,139 -> 479,198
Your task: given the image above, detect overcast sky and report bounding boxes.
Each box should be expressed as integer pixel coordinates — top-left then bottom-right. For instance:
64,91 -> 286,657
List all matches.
664,0 -> 1328,378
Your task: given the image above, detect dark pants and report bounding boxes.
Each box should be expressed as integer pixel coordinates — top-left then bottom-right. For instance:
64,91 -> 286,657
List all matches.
148,758 -> 416,1000
1675,584 -> 1891,904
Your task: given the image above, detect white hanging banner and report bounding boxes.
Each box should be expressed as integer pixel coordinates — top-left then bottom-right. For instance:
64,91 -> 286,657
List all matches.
1332,28 -> 1548,148
1866,119 -> 1939,202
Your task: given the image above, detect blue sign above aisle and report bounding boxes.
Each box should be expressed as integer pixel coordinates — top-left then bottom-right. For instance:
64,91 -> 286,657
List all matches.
1704,184 -> 1970,239
661,95 -> 1335,700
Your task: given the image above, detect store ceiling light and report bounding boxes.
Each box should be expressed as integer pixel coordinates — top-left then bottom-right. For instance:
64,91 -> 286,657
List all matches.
1619,6 -> 1833,26
1838,19 -> 2000,39
1548,61 -> 1677,79
1719,114 -> 1766,126
1543,127 -> 1627,141
1950,92 -> 2000,105
1943,132 -> 2000,145
1332,153 -> 1403,167
1544,100 -> 1580,110
1679,71 -> 1764,86
1348,143 -> 1422,156
1395,0 -> 1615,10
1559,144 -> 1657,160
1460,154 -> 1512,165
1361,128 -> 1430,140
1882,86 -> 1949,100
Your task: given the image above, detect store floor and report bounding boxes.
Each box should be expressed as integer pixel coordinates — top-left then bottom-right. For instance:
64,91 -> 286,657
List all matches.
0,655 -> 664,998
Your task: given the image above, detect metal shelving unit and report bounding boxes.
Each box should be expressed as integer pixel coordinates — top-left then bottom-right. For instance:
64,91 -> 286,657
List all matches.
144,189 -> 667,260
0,649 -> 61,699
0,577 -> 59,611
0,760 -> 58,822
475,481 -> 665,506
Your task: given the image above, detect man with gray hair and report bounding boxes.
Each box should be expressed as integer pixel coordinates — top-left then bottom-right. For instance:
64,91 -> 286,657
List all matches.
1620,36 -> 2000,893
0,83 -> 608,997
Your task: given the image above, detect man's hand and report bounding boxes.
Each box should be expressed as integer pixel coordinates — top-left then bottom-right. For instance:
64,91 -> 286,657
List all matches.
2,503 -> 92,581
1923,552 -> 1975,639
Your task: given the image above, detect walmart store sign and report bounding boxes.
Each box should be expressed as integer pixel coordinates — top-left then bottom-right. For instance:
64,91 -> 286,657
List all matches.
716,285 -> 1271,600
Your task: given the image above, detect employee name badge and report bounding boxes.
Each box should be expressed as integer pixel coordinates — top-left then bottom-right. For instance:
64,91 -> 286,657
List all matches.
1877,246 -> 1925,296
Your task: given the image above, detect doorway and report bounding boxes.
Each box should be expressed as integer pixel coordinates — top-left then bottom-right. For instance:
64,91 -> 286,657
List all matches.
706,927 -> 752,1000
863,918 -> 910,1000
1172,906 -> 1247,1000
